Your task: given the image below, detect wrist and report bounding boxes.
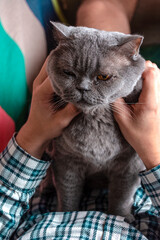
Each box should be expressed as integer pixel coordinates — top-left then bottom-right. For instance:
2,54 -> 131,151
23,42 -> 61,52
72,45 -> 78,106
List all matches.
137,147 -> 160,170
140,154 -> 160,170
16,123 -> 49,159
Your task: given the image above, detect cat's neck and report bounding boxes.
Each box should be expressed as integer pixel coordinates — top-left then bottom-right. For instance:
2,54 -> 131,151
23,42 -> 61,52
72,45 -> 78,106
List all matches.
81,104 -> 113,119
52,92 -> 113,119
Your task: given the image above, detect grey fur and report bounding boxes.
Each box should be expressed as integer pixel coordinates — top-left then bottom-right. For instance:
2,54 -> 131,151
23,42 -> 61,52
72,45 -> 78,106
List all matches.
47,22 -> 145,220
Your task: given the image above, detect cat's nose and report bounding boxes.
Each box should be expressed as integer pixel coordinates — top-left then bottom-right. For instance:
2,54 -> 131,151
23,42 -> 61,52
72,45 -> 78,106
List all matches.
76,79 -> 90,92
76,86 -> 90,93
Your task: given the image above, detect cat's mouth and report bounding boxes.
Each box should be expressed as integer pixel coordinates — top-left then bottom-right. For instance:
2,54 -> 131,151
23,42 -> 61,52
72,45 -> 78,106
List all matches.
62,92 -> 94,107
77,98 -> 93,107
75,94 -> 103,108
51,93 -> 93,112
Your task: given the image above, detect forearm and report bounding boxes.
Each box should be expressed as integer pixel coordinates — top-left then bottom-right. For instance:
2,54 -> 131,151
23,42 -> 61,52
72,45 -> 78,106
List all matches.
16,123 -> 50,159
76,0 -> 130,33
0,135 -> 50,239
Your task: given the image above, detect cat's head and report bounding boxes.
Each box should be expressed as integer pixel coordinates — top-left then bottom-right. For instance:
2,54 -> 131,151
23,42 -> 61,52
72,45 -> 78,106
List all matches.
47,22 -> 145,112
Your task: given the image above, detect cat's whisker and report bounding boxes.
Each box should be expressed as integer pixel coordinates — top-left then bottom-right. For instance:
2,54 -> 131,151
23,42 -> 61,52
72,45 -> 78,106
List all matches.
110,104 -> 128,115
50,97 -> 67,112
53,99 -> 65,107
110,103 -> 135,120
53,102 -> 66,112
52,99 -> 64,106
53,103 -> 64,110
111,102 -> 148,119
112,107 -> 130,118
111,108 -> 125,116
110,103 -> 128,114
111,108 -> 132,119
116,102 -> 146,105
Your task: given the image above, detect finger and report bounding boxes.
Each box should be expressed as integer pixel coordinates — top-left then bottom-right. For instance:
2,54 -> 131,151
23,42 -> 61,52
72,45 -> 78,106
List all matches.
140,67 -> 158,105
145,60 -> 153,68
145,60 -> 158,69
33,57 -> 49,89
57,103 -> 80,128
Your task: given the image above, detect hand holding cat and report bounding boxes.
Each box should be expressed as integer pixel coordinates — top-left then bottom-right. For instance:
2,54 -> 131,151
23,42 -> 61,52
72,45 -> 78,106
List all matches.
113,61 -> 160,170
16,58 -> 80,159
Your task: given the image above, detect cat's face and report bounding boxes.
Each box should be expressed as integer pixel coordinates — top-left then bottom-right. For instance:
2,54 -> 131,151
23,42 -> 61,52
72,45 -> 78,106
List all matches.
47,22 -> 145,111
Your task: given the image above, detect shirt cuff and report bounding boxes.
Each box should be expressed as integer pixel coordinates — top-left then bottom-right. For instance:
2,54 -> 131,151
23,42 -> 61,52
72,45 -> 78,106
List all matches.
0,134 -> 50,192
139,165 -> 160,208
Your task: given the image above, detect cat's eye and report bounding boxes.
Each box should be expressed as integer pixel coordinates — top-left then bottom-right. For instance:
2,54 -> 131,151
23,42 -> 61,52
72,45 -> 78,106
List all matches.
97,74 -> 112,81
63,70 -> 76,78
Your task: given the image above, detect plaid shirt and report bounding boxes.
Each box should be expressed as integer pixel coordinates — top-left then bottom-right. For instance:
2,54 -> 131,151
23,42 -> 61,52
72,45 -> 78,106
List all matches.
0,136 -> 160,240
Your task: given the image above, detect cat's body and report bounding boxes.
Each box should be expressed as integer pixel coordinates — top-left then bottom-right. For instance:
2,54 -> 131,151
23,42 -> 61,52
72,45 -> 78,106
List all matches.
47,23 -> 145,219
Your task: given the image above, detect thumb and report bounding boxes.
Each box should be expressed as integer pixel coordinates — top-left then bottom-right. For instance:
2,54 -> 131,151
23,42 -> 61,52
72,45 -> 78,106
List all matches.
57,103 -> 81,128
112,98 -> 131,125
33,57 -> 49,89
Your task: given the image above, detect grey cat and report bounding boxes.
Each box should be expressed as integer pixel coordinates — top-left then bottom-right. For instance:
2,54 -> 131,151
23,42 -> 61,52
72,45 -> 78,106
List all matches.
47,22 -> 145,220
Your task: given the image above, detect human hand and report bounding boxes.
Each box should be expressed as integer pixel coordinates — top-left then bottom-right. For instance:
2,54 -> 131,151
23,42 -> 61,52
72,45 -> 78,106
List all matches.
113,61 -> 160,170
16,58 -> 80,159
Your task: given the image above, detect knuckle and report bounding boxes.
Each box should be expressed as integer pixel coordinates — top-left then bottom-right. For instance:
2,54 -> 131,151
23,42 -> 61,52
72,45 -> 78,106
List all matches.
152,63 -> 158,68
150,105 -> 158,112
145,102 -> 159,113
146,60 -> 152,65
33,81 -> 36,89
33,78 -> 38,90
147,67 -> 157,78
60,118 -> 69,128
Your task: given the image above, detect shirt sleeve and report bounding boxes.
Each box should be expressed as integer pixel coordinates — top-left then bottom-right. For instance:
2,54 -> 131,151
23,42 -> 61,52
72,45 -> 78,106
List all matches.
139,165 -> 160,213
0,134 -> 50,239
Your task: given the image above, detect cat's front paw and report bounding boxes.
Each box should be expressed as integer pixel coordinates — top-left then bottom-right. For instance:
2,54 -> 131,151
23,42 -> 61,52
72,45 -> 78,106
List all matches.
108,203 -> 134,223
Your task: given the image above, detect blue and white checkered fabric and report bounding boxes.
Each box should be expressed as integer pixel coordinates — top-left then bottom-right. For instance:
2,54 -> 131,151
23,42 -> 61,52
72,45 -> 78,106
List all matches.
0,136 -> 160,239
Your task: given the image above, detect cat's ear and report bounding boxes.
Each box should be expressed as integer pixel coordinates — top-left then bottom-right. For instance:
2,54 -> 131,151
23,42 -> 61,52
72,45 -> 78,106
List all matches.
50,21 -> 70,43
119,35 -> 144,60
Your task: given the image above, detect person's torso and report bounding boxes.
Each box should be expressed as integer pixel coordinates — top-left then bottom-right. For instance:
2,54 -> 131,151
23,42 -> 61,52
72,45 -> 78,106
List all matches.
131,0 -> 160,45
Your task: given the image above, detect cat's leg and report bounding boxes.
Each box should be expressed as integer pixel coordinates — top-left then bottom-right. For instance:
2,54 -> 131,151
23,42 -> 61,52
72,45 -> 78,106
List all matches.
108,151 -> 144,221
108,174 -> 140,222
53,157 -> 85,212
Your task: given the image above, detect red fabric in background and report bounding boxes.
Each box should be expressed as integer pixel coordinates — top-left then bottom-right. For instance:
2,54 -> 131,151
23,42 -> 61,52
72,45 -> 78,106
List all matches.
0,107 -> 15,152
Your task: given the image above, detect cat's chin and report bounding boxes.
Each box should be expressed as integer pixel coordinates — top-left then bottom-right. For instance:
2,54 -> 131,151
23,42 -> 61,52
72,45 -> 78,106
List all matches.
75,105 -> 93,113
77,99 -> 93,107
75,103 -> 101,114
